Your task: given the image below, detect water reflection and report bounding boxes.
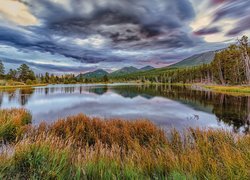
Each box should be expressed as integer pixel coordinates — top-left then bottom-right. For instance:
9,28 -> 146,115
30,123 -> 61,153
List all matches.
0,84 -> 249,133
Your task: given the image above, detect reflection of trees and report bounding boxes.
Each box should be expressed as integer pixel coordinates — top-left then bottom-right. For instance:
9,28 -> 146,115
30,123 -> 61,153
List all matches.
111,85 -> 250,134
87,86 -> 108,95
0,89 -> 18,106
213,95 -> 250,134
19,88 -> 35,106
0,91 -> 3,106
7,89 -> 17,102
64,87 -> 75,94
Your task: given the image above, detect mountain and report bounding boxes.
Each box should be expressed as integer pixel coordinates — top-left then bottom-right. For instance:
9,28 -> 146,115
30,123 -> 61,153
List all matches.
140,66 -> 155,71
169,51 -> 216,68
110,66 -> 139,76
77,69 -> 109,79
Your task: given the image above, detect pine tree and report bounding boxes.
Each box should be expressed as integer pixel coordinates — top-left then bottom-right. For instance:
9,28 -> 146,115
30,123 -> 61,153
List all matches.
18,64 -> 35,82
0,60 -> 5,78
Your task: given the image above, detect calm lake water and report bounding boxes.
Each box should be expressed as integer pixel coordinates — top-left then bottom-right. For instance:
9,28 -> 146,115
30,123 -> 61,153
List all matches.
0,84 -> 249,133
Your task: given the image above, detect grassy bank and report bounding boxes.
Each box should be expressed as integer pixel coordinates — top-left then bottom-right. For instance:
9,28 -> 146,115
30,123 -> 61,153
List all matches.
0,84 -> 47,90
203,85 -> 250,95
0,109 -> 250,179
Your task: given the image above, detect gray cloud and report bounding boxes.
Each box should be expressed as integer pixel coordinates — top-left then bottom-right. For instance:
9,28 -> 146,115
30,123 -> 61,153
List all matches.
1,0 -> 248,72
226,16 -> 250,36
1,57 -> 94,72
194,27 -> 221,35
0,0 -> 200,65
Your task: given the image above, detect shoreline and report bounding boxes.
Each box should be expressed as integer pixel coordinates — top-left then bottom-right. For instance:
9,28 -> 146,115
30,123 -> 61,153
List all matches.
0,84 -> 47,90
1,82 -> 250,95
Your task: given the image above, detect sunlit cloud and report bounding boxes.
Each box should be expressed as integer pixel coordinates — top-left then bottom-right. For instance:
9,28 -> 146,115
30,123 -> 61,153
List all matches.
0,0 -> 38,26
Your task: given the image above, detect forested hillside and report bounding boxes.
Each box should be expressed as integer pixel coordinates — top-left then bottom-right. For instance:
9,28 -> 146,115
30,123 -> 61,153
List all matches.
111,36 -> 250,85
169,51 -> 216,68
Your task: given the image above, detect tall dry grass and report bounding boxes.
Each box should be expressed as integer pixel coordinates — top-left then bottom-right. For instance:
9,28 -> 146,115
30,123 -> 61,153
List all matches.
31,114 -> 167,149
0,108 -> 31,142
0,109 -> 249,179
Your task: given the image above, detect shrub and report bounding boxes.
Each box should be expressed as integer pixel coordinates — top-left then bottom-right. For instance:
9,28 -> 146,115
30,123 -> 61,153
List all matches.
25,79 -> 32,85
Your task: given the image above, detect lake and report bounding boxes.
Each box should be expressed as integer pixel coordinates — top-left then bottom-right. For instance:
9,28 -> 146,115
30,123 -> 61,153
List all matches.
0,84 -> 249,133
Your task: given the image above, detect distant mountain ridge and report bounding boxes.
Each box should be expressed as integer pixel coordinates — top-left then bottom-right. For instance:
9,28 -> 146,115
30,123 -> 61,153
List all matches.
77,65 -> 155,78
77,69 -> 108,79
169,51 -> 216,68
110,66 -> 139,76
77,50 -> 218,79
140,65 -> 155,71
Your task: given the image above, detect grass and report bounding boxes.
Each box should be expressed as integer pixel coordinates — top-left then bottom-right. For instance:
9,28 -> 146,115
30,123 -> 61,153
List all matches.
0,109 -> 32,142
0,109 -> 250,179
0,84 -> 47,90
204,85 -> 250,95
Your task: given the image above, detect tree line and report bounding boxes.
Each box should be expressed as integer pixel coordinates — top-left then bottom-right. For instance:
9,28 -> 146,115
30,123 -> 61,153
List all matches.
0,63 -> 85,85
0,63 -> 36,84
114,36 -> 250,85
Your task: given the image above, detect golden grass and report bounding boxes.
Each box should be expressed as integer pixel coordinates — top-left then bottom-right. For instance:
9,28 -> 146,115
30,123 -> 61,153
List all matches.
0,84 -> 47,90
0,109 -> 32,142
0,109 -> 250,179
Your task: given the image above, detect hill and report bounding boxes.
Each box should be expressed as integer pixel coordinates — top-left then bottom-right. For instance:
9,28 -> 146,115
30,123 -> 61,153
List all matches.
110,66 -> 139,76
140,66 -> 155,71
108,50 -> 218,80
169,51 -> 216,68
77,69 -> 109,79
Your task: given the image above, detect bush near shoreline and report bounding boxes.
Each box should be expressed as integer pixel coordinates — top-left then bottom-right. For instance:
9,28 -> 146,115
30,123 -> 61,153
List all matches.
0,109 -> 249,179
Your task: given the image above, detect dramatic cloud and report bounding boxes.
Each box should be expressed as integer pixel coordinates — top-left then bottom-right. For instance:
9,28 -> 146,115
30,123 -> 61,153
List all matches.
0,0 -> 249,73
194,27 -> 221,35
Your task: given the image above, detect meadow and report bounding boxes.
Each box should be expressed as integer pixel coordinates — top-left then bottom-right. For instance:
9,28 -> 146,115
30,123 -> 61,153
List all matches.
0,109 -> 249,179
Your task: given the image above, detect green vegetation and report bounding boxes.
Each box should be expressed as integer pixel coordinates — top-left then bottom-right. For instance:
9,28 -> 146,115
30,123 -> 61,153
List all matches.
110,66 -> 139,76
0,109 -> 249,179
204,85 -> 250,95
0,62 -> 86,85
78,69 -> 109,79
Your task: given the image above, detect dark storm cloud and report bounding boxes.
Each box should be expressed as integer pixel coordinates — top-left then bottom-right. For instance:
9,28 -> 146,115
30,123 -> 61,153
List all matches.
2,0 -> 248,72
0,0 -> 200,66
194,27 -> 221,35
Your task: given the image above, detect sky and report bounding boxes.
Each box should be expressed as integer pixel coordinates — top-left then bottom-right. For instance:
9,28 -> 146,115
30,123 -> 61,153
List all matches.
0,0 -> 249,74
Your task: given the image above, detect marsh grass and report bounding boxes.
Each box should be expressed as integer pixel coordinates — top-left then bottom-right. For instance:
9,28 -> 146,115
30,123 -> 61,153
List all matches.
0,109 -> 250,179
0,109 -> 31,142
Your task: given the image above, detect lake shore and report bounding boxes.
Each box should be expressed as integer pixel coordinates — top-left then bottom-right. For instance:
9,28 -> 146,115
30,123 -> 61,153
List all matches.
0,84 -> 47,90
1,81 -> 250,96
0,108 -> 249,179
